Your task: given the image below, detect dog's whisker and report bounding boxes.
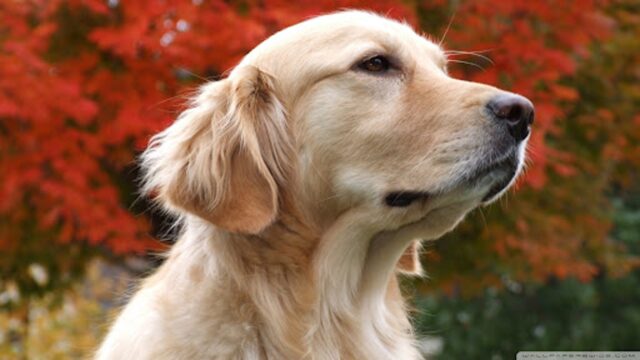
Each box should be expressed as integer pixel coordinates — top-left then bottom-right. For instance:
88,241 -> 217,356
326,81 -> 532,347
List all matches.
477,206 -> 488,229
444,48 -> 495,55
438,9 -> 458,47
445,51 -> 495,65
447,59 -> 486,71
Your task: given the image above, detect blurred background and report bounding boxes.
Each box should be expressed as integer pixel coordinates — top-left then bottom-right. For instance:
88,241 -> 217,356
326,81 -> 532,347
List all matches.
1,0 -> 639,358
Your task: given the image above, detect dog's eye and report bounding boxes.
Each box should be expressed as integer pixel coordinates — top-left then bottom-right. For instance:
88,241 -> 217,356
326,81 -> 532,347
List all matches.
359,55 -> 391,73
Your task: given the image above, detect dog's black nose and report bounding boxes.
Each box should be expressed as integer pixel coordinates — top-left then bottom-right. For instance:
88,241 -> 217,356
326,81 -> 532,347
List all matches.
487,94 -> 534,142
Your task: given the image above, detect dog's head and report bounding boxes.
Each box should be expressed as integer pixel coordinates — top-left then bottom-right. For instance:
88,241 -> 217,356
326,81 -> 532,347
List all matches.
142,11 -> 532,252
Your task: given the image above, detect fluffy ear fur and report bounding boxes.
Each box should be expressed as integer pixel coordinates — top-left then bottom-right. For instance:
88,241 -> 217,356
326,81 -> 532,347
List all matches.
396,240 -> 423,276
141,66 -> 294,234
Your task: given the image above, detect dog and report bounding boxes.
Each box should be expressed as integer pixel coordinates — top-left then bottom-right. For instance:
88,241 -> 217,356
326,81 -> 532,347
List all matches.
96,10 -> 533,360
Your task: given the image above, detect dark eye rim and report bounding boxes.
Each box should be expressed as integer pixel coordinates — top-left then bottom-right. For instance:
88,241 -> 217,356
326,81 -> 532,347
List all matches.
359,55 -> 390,72
355,54 -> 397,74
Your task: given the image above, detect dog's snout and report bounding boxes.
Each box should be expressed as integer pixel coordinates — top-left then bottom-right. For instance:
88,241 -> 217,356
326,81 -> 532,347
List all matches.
487,94 -> 534,142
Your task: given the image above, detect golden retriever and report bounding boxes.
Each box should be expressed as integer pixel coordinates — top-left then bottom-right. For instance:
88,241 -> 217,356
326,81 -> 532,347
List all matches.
96,10 -> 533,360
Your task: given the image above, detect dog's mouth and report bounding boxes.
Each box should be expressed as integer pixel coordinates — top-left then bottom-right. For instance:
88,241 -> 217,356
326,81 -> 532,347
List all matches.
384,191 -> 430,207
470,151 -> 519,203
384,151 -> 520,208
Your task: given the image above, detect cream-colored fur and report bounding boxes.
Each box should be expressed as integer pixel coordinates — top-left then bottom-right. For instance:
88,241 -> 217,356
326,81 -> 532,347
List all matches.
96,10 -> 530,360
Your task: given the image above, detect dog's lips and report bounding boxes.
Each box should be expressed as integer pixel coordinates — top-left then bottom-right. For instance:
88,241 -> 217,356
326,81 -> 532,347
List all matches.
481,163 -> 518,202
384,151 -> 521,208
470,152 -> 519,203
384,191 -> 430,207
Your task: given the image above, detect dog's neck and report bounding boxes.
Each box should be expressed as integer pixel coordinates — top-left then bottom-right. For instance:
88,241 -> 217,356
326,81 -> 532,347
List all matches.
182,198 -> 418,359
309,207 -> 418,359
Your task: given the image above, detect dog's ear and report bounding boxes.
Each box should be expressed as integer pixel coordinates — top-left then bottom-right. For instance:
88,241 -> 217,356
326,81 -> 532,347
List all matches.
396,240 -> 423,276
141,66 -> 293,234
